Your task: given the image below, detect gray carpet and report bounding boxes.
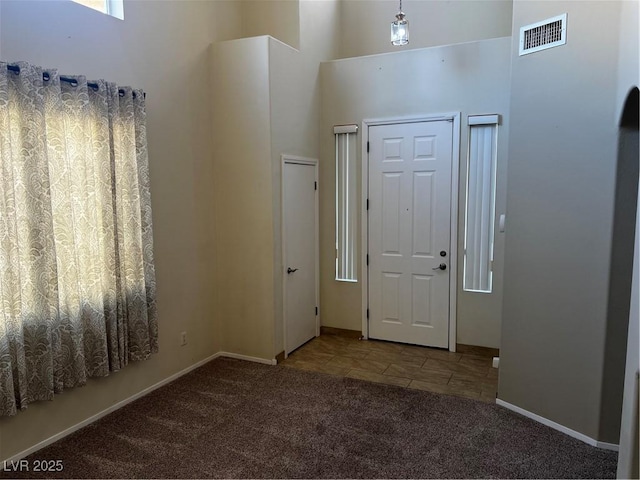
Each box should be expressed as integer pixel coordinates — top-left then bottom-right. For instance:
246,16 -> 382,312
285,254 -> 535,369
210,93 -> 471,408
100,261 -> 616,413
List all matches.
6,357 -> 617,479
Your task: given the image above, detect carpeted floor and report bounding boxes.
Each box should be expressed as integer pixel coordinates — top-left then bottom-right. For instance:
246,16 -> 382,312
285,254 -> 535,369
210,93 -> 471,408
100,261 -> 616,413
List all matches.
5,357 -> 617,479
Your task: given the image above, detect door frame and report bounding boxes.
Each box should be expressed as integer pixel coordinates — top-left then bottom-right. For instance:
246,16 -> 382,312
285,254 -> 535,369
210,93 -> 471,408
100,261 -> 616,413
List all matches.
361,114 -> 461,352
281,155 -> 320,358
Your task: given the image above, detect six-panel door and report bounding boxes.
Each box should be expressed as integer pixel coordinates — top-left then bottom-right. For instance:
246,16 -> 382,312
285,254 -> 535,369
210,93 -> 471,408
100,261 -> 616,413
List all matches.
368,121 -> 453,348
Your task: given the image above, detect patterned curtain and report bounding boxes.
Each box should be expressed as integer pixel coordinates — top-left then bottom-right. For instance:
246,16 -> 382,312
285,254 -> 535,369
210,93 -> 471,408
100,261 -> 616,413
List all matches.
0,62 -> 157,417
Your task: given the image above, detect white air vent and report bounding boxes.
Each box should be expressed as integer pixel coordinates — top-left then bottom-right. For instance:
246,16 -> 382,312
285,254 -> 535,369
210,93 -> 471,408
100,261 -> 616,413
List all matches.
519,13 -> 567,56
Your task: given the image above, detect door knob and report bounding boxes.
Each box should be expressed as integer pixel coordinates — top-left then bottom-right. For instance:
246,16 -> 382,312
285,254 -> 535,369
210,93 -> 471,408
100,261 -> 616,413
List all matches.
432,263 -> 447,271
287,267 -> 298,274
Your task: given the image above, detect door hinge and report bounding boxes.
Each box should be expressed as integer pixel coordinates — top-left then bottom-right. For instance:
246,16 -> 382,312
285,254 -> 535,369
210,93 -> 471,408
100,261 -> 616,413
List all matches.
366,198 -> 369,210
315,306 -> 318,316
314,181 -> 317,191
366,308 -> 369,319
367,141 -> 370,153
366,254 -> 369,266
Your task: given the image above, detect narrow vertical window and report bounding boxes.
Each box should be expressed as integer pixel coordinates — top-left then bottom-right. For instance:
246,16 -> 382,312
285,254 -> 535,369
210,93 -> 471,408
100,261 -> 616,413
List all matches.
335,124 -> 358,281
463,115 -> 499,293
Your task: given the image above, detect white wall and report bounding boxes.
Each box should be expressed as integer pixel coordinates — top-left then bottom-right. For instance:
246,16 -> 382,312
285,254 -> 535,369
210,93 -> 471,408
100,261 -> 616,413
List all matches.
0,0 -> 243,461
339,0 -> 512,58
319,37 -> 511,348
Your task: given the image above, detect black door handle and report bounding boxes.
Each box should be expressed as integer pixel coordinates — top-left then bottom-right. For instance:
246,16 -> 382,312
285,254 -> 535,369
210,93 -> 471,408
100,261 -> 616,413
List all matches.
432,263 -> 447,271
287,267 -> 298,274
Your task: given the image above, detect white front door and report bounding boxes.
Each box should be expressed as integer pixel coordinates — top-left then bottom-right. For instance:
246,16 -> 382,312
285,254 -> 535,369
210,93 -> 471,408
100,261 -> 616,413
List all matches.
368,121 -> 453,348
283,159 -> 318,354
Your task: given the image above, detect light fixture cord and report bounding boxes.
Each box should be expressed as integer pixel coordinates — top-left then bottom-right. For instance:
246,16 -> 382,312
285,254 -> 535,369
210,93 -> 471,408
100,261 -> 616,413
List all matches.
399,0 -> 402,12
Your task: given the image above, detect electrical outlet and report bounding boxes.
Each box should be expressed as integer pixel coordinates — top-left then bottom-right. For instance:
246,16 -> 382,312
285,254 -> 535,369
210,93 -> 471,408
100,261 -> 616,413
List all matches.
180,331 -> 187,346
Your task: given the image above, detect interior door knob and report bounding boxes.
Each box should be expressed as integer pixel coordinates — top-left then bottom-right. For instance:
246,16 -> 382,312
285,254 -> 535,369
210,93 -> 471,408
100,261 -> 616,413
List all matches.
287,267 -> 298,274
432,263 -> 447,271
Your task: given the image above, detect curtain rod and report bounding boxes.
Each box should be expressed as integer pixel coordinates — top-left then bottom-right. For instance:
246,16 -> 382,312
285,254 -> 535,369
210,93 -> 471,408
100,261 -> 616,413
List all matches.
6,64 -> 144,99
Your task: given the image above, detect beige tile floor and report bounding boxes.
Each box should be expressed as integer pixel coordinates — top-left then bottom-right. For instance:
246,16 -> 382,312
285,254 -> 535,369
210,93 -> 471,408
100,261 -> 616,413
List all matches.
280,332 -> 498,403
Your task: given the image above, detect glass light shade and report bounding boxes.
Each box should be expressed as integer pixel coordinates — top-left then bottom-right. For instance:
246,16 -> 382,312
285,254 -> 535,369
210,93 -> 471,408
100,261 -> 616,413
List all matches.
391,13 -> 409,46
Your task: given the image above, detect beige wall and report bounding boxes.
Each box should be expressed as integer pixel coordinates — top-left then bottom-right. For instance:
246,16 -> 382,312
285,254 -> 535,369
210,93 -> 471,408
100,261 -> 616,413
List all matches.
270,0 -> 340,354
242,0 -> 300,49
8,0 -> 631,465
211,37 -> 276,361
616,0 -> 639,475
0,0 -> 511,463
211,35 -> 319,361
500,1 -> 627,443
617,111 -> 640,477
339,0 -> 512,58
215,1 -> 341,359
319,37 -> 511,349
0,0 -> 242,461
300,0 -> 341,61
0,0 -> 343,460
270,39 -> 320,355
615,0 -> 639,115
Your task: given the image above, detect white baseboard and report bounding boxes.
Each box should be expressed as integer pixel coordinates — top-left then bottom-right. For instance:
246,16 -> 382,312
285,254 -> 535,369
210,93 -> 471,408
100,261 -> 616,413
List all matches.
216,352 -> 277,365
496,398 -> 619,452
4,351 -> 276,463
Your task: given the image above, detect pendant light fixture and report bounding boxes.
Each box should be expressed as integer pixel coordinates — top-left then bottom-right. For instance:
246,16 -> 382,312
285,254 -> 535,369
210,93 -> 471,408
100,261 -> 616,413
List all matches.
391,0 -> 409,46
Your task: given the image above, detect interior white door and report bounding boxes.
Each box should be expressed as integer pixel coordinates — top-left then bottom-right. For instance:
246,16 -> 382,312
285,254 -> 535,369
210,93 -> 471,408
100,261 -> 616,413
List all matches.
368,121 -> 453,348
283,160 -> 318,354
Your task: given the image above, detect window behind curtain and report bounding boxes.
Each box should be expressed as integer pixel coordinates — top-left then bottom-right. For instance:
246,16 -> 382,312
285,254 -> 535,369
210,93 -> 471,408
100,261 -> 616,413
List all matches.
0,62 -> 156,417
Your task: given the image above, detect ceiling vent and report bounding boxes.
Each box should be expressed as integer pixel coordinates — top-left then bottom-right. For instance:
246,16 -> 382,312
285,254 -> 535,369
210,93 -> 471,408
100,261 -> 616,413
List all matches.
519,13 -> 567,56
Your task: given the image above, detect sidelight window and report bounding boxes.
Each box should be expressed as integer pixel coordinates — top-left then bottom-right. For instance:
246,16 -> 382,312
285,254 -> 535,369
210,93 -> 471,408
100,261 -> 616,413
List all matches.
335,124 -> 358,282
463,115 -> 499,293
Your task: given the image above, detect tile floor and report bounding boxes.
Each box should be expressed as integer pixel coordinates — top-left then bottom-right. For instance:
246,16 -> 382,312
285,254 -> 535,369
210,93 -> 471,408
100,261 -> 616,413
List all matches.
280,332 -> 498,403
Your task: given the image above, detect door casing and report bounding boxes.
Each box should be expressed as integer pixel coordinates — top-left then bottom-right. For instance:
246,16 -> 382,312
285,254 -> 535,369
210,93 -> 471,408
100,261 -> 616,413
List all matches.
281,155 -> 319,358
361,114 -> 460,352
